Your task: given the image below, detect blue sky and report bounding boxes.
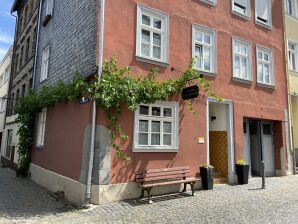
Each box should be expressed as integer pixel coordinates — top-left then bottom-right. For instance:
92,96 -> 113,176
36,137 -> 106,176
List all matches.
0,0 -> 15,61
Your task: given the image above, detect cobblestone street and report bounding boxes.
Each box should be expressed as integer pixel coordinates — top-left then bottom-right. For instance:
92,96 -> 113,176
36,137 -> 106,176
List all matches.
1,165 -> 298,224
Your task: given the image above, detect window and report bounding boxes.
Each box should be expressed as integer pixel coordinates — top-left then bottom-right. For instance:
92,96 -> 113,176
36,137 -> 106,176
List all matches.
21,84 -> 26,98
0,75 -> 3,88
40,46 -> 50,82
136,5 -> 169,64
45,0 -> 54,16
232,0 -> 250,18
15,54 -> 19,72
5,130 -> 13,159
256,46 -> 274,86
19,46 -> 24,70
255,0 -> 271,27
134,102 -> 179,151
201,0 -> 217,6
25,37 -> 30,62
37,108 -> 47,147
288,42 -> 297,72
0,96 -> 7,113
285,0 -> 296,17
192,25 -> 216,73
4,67 -> 10,84
232,38 -> 252,81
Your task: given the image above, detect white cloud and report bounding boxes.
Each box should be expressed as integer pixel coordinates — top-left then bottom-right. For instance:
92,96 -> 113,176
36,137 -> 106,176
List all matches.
0,33 -> 13,44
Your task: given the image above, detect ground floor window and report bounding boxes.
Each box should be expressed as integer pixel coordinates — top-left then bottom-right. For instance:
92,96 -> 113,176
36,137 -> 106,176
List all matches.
133,101 -> 179,151
36,108 -> 47,147
5,129 -> 13,159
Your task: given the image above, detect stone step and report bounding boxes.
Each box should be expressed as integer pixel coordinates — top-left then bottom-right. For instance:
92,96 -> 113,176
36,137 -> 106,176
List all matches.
214,177 -> 227,185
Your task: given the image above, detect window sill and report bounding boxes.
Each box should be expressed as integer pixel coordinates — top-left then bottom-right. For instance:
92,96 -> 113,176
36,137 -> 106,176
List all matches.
255,20 -> 272,30
136,56 -> 169,68
257,82 -> 275,89
36,146 -> 45,150
232,77 -> 252,84
200,0 -> 216,7
133,148 -> 179,153
285,14 -> 298,21
231,10 -> 250,21
289,69 -> 298,75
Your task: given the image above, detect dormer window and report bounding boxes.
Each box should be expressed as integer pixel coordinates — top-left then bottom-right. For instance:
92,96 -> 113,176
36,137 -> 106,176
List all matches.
42,0 -> 54,26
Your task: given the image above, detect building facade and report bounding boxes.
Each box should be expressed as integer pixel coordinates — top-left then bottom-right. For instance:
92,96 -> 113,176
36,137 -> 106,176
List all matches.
0,47 -> 13,162
29,0 -> 290,206
1,0 -> 40,169
284,0 -> 298,173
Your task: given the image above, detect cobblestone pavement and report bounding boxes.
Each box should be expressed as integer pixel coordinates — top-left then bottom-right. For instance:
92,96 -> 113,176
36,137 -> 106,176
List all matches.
1,165 -> 298,224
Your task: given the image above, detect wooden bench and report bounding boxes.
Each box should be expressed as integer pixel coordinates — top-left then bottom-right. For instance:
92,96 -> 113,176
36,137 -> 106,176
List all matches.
135,166 -> 199,203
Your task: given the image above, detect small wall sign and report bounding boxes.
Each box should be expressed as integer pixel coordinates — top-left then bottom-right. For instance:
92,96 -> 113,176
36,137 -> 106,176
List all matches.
198,137 -> 205,144
182,85 -> 199,100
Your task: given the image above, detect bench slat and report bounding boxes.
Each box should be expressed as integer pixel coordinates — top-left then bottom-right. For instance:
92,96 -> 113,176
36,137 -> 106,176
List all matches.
135,169 -> 191,179
136,173 -> 192,183
135,166 -> 190,175
141,178 -> 200,188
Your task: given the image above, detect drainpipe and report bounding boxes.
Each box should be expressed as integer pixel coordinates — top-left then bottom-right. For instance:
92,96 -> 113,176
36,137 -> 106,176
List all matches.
85,0 -> 105,204
32,0 -> 43,90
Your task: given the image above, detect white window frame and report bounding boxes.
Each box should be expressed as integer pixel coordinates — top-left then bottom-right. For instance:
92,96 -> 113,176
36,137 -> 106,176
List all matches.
133,101 -> 179,152
200,0 -> 217,6
255,0 -> 272,28
45,0 -> 54,16
232,38 -> 252,81
231,0 -> 251,18
0,97 -> 7,113
285,0 -> 297,17
40,45 -> 50,82
256,46 -> 274,86
288,41 -> 298,72
192,24 -> 216,74
136,5 -> 169,65
36,108 -> 47,147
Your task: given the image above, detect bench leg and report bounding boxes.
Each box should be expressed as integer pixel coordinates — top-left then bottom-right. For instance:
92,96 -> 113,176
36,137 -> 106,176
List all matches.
146,187 -> 153,204
139,188 -> 145,199
182,183 -> 187,192
191,182 -> 195,196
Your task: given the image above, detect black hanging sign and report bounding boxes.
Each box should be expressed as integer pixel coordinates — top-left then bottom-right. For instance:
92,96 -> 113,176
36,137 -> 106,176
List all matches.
182,85 -> 199,100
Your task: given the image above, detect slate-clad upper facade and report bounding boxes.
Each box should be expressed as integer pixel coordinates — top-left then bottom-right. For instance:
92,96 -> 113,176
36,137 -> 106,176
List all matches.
34,0 -> 98,91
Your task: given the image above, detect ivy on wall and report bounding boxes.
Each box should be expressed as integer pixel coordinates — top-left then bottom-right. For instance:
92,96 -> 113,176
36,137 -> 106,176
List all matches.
15,58 -> 221,175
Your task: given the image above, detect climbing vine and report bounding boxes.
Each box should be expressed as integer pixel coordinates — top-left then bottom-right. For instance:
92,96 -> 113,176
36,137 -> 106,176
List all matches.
15,58 -> 221,174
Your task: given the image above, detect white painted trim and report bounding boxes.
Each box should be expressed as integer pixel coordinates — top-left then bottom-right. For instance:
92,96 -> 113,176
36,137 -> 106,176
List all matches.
231,0 -> 251,19
200,0 -> 217,6
256,45 -> 275,86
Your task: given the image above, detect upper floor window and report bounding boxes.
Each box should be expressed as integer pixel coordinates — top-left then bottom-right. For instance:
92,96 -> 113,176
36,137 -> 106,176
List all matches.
288,42 -> 297,72
232,0 -> 250,18
192,25 -> 216,73
136,5 -> 169,65
134,102 -> 179,152
45,0 -> 54,16
40,45 -> 50,82
255,0 -> 272,28
285,0 -> 297,17
4,67 -> 10,84
257,46 -> 274,86
201,0 -> 217,6
232,38 -> 252,81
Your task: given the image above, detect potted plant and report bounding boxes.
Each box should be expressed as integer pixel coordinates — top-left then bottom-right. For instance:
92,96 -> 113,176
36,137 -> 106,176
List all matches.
236,159 -> 249,185
200,164 -> 214,190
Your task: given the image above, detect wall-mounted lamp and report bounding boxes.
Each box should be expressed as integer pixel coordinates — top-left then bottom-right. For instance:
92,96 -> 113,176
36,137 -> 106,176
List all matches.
211,114 -> 216,122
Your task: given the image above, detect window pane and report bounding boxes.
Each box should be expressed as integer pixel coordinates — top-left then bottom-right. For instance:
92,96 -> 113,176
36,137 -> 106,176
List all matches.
139,105 -> 149,115
153,46 -> 161,59
203,34 -> 211,44
264,64 -> 270,83
258,63 -> 263,82
234,67 -> 240,77
234,43 -> 239,53
151,134 -> 160,145
258,52 -> 263,59
153,18 -> 161,29
139,120 -> 148,132
264,53 -> 269,61
141,43 -> 150,57
203,47 -> 211,70
142,29 -> 150,43
163,134 -> 171,146
152,107 -> 161,116
163,108 -> 172,117
163,122 -> 172,133
292,53 -> 296,70
151,121 -> 160,132
195,44 -> 202,68
142,14 -> 150,26
139,133 -> 148,145
153,33 -> 161,46
234,55 -> 240,66
195,32 -> 202,42
241,46 -> 247,55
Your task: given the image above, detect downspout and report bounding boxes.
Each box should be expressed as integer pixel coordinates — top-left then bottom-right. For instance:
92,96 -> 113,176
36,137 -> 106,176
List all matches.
85,0 -> 105,204
32,0 -> 43,90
